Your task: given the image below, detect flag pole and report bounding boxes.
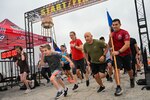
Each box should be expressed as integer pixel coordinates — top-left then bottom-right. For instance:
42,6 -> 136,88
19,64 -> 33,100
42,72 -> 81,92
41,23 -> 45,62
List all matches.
107,11 -> 120,85
110,32 -> 120,85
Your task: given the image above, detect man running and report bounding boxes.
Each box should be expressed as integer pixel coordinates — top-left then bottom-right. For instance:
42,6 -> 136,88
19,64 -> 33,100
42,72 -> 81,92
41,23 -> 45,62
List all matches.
84,32 -> 108,92
109,19 -> 135,96
69,31 -> 90,90
130,37 -> 140,77
99,36 -> 113,82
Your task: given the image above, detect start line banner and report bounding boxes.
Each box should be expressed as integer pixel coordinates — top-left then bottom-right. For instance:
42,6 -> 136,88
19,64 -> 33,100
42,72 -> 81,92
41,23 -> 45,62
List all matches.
26,0 -> 108,23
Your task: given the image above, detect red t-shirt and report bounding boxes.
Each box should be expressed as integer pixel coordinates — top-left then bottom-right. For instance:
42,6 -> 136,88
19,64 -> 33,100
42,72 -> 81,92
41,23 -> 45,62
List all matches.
112,29 -> 131,56
70,39 -> 84,60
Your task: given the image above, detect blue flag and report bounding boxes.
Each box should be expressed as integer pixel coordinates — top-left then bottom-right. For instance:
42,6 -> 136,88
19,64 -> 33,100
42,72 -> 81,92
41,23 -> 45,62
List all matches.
107,11 -> 113,27
53,41 -> 61,52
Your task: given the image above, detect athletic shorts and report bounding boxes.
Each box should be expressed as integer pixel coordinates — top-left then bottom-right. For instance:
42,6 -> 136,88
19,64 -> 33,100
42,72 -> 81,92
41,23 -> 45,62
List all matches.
115,54 -> 132,71
20,66 -> 29,74
51,70 -> 62,79
72,58 -> 86,74
131,55 -> 137,64
90,63 -> 107,75
62,63 -> 71,71
106,59 -> 112,64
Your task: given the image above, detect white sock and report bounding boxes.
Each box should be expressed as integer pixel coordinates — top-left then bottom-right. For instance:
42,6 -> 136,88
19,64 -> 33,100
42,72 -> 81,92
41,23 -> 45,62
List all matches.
64,87 -> 67,91
58,88 -> 62,92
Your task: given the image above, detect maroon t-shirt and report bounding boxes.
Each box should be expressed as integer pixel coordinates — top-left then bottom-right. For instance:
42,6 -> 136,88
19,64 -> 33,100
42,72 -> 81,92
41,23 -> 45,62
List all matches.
112,29 -> 131,56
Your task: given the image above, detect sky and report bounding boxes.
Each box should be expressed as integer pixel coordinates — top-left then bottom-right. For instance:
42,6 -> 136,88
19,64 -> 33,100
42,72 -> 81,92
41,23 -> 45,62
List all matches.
0,0 -> 150,62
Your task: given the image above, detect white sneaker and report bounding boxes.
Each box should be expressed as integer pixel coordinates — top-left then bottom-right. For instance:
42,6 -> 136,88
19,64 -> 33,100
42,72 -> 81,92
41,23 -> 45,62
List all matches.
24,89 -> 31,94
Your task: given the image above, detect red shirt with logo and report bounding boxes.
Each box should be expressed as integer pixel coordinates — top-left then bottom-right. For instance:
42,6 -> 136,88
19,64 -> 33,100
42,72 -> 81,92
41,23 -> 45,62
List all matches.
112,29 -> 131,56
70,39 -> 84,60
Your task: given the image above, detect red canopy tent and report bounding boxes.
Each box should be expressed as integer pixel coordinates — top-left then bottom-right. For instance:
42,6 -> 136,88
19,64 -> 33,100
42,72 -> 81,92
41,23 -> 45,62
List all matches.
0,19 -> 51,50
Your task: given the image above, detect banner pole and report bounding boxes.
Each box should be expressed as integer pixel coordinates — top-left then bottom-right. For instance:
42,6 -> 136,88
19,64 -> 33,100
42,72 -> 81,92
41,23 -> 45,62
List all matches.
110,35 -> 120,85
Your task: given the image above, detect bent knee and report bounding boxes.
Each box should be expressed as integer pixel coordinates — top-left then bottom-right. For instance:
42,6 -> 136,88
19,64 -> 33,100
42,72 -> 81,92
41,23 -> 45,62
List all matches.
50,75 -> 55,81
94,73 -> 99,78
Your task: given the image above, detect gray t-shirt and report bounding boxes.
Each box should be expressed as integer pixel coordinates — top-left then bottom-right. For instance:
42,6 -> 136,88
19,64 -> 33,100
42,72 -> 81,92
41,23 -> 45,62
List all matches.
39,53 -> 49,68
44,52 -> 62,73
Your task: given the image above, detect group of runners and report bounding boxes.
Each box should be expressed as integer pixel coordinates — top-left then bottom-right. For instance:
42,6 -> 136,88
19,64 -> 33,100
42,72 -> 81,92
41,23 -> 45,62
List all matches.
14,18 -> 142,99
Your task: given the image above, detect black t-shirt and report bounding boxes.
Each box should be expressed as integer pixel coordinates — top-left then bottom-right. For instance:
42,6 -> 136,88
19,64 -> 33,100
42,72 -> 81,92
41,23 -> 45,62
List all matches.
130,38 -> 137,57
44,52 -> 62,73
13,52 -> 29,73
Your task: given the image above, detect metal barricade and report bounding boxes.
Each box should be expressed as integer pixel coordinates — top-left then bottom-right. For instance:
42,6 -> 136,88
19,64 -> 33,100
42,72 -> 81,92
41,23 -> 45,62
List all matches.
0,59 -> 19,90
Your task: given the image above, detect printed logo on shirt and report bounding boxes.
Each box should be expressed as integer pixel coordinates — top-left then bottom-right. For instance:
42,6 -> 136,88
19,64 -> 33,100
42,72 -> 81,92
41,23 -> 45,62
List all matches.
118,34 -> 122,40
125,34 -> 129,39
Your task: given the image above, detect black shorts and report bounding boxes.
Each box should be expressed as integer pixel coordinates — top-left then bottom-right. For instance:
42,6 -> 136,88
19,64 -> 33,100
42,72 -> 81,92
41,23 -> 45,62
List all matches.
62,63 -> 71,71
131,55 -> 137,64
73,58 -> 86,74
106,59 -> 112,64
90,63 -> 107,75
115,55 -> 132,71
20,66 -> 29,74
